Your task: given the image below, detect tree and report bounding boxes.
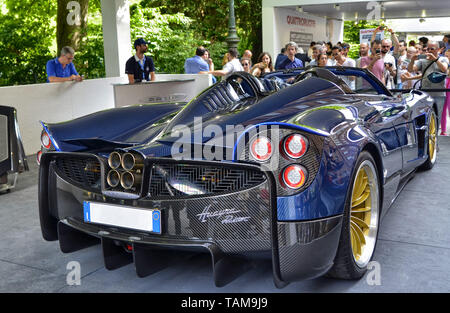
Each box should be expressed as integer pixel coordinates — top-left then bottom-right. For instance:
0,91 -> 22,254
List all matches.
56,0 -> 89,53
130,5 -> 207,74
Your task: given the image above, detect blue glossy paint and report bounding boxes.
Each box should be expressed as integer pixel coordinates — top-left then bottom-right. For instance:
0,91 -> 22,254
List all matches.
277,142 -> 352,221
44,103 -> 182,152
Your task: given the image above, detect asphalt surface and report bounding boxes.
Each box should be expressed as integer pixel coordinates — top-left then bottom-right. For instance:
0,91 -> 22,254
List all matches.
1,136 -> 450,293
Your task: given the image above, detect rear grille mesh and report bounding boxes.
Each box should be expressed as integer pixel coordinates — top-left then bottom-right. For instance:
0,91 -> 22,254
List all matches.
54,156 -> 101,192
149,163 -> 266,198
53,155 -> 265,199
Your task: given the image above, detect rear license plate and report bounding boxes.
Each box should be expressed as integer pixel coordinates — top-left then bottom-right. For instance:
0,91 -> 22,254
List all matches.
83,201 -> 161,234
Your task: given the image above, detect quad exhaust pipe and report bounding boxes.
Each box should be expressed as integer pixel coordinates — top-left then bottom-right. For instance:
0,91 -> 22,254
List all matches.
121,152 -> 144,171
106,170 -> 121,188
120,171 -> 142,190
108,151 -> 122,169
106,151 -> 144,190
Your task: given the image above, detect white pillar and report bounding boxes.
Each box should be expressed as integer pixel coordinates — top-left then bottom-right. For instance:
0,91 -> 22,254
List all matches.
327,18 -> 344,44
262,6 -> 278,63
101,0 -> 131,78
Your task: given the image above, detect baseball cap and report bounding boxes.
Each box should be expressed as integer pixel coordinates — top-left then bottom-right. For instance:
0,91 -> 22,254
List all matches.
134,38 -> 148,48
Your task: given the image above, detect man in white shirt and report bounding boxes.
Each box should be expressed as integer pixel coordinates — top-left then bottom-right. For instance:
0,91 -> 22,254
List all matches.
399,46 -> 419,89
381,39 -> 397,89
331,45 -> 356,89
203,48 -> 243,80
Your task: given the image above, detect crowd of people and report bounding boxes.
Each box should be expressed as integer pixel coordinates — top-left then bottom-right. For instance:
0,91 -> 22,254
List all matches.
45,31 -> 450,135
180,29 -> 450,135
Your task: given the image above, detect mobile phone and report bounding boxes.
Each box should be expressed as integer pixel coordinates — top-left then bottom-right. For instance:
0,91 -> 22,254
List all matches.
375,49 -> 381,54
379,25 -> 386,30
418,55 -> 427,60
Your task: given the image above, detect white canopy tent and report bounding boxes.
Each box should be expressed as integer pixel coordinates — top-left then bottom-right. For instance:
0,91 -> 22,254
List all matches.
262,0 -> 450,60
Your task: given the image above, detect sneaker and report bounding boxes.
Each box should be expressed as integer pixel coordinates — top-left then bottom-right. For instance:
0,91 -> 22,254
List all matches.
440,132 -> 448,136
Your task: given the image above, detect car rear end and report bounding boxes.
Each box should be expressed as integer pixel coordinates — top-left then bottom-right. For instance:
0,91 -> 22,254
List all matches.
39,124 -> 347,287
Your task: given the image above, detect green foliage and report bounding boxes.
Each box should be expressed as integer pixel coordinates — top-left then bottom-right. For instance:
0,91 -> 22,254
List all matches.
0,0 -> 56,86
0,0 -> 105,86
75,22 -> 105,79
130,5 -> 207,73
74,4 -> 105,79
344,20 -> 383,60
0,0 -> 262,85
141,0 -> 263,65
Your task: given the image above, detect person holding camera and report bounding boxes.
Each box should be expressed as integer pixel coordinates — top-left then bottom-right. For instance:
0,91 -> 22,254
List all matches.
370,27 -> 397,87
381,39 -> 397,89
408,41 -> 449,131
360,40 -> 385,85
399,46 -> 421,89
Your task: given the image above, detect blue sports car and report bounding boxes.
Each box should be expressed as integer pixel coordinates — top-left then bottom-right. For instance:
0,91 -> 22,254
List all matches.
37,67 -> 438,288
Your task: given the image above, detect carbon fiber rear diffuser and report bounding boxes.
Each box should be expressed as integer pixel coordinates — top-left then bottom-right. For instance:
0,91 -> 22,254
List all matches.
57,220 -> 250,287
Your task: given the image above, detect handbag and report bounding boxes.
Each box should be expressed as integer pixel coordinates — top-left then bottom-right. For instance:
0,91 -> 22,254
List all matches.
427,72 -> 447,84
422,58 -> 447,85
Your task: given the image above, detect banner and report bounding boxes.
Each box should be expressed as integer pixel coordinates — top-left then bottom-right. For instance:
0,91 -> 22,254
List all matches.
360,29 -> 385,45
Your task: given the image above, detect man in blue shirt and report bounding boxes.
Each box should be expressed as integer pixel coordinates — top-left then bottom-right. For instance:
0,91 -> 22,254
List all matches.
278,42 -> 303,70
46,46 -> 82,83
185,46 -> 216,83
184,47 -> 210,74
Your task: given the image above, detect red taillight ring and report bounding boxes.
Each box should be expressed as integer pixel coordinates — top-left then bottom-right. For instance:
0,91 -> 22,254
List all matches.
282,165 -> 307,189
41,131 -> 51,149
283,134 -> 307,159
36,151 -> 42,164
250,136 -> 273,162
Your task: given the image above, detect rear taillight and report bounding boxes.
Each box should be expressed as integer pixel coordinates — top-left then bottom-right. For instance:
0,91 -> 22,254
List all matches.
36,150 -> 42,165
250,136 -> 272,162
41,131 -> 51,149
281,165 -> 307,189
283,134 -> 307,159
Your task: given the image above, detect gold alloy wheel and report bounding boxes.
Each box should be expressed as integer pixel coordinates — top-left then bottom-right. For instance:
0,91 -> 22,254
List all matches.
428,113 -> 437,162
350,160 -> 379,268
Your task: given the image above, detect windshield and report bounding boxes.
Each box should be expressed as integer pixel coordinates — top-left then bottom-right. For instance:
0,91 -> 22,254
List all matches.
262,67 -> 392,96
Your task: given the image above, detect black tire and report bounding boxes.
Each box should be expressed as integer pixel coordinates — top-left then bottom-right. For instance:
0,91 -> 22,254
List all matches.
419,111 -> 438,171
327,151 -> 381,279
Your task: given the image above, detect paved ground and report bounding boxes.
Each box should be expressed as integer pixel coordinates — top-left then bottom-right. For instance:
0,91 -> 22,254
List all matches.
1,137 -> 450,293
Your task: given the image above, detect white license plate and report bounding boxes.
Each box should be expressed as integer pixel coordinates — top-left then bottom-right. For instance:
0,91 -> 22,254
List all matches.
83,201 -> 161,234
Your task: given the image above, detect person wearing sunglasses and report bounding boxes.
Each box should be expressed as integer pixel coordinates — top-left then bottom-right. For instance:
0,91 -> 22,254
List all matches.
46,46 -> 83,83
241,58 -> 252,73
380,39 -> 397,86
409,41 -> 449,132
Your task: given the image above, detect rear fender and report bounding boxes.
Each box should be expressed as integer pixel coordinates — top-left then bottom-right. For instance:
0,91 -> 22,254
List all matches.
42,103 -> 184,152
